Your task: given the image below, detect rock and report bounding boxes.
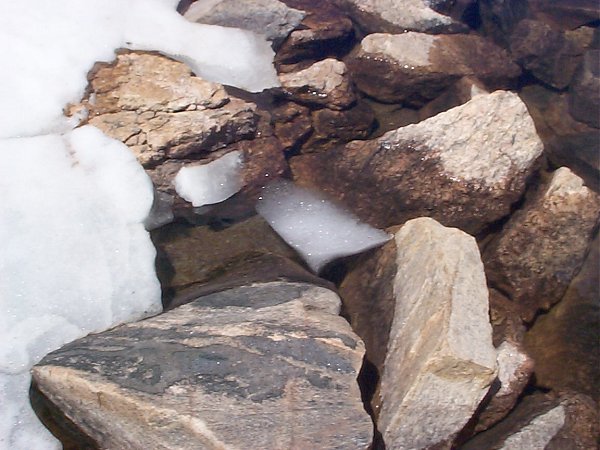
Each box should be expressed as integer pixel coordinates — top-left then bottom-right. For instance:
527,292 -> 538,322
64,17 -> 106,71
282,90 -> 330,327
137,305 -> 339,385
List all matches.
346,32 -> 520,105
478,0 -> 529,46
520,85 -> 599,192
32,282 -> 373,449
331,0 -> 468,34
270,101 -> 313,151
276,0 -> 354,67
418,77 -> 488,121
278,58 -> 356,110
529,0 -> 600,30
462,392 -> 599,450
569,49 -> 600,128
509,19 -> 584,89
488,288 -> 527,347
291,91 -> 544,234
84,52 -> 258,167
483,167 -> 600,322
183,0 -> 305,48
525,233 -> 600,401
371,218 -> 496,449
429,0 -> 479,25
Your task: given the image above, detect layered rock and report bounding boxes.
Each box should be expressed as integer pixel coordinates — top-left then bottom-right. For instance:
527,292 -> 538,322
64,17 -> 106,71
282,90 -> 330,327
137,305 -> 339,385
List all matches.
346,32 -> 520,105
183,0 -> 305,48
484,167 -> 600,322
366,218 -> 496,448
292,91 -> 544,234
331,0 -> 467,34
33,282 -> 373,449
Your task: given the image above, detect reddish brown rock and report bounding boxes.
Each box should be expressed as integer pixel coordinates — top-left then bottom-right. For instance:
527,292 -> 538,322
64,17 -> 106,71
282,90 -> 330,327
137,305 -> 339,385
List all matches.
346,32 -> 520,106
291,91 -> 543,234
483,167 -> 600,322
270,101 -> 313,151
525,233 -> 600,401
418,77 -> 487,121
488,288 -> 527,347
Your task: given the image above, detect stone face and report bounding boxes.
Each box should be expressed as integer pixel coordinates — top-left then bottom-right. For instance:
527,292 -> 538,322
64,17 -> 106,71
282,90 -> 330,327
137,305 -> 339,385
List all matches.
184,0 -> 305,47
279,58 -> 356,110
484,167 -> 600,322
33,282 -> 373,449
509,19 -> 584,89
525,234 -> 600,401
85,52 -> 258,167
376,218 -> 496,449
346,32 -> 520,105
292,91 -> 544,233
331,0 -> 467,34
569,49 -> 600,128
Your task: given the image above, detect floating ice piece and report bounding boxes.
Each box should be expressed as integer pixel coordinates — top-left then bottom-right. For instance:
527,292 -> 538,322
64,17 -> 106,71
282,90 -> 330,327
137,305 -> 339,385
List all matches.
256,180 -> 391,272
174,151 -> 244,207
0,126 -> 162,450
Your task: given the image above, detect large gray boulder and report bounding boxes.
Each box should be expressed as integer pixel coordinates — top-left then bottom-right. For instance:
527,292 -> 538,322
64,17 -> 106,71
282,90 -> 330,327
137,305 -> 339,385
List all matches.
32,282 -> 373,449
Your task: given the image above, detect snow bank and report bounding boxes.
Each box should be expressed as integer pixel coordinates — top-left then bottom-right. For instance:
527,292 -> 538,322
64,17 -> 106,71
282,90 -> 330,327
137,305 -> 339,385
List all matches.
257,180 -> 391,272
175,151 -> 244,207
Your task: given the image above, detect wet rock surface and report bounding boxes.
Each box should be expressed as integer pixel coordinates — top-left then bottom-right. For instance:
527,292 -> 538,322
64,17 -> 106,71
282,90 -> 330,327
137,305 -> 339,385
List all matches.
292,91 -> 543,233
33,282 -> 372,449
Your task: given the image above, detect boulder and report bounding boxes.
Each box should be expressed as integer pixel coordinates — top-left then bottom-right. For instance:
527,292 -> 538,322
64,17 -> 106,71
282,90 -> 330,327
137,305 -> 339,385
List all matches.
331,0 -> 467,34
33,282 -> 373,449
525,233 -> 600,401
291,91 -> 544,234
353,218 -> 496,449
509,19 -> 584,89
346,32 -> 520,105
569,49 -> 600,128
183,0 -> 305,48
483,167 -> 600,322
462,392 -> 599,450
278,58 -> 356,110
83,52 -> 258,167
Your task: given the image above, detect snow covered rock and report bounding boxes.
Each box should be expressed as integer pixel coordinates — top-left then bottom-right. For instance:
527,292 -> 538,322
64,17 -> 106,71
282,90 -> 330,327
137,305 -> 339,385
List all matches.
292,91 -> 544,233
33,282 -> 373,449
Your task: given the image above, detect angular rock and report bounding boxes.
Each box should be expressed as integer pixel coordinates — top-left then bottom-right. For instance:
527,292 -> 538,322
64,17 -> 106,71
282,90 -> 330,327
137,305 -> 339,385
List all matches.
331,0 -> 468,34
291,91 -> 544,234
270,101 -> 313,151
488,288 -> 527,347
529,0 -> 600,30
429,0 -> 479,25
569,49 -> 600,128
374,218 -> 496,449
346,32 -> 520,105
418,76 -> 488,121
183,0 -> 305,48
278,58 -> 356,110
525,233 -> 600,401
484,167 -> 600,322
509,19 -> 584,89
85,52 -> 258,167
478,0 -> 529,46
276,0 -> 354,67
33,282 -> 373,449
462,392 -> 599,450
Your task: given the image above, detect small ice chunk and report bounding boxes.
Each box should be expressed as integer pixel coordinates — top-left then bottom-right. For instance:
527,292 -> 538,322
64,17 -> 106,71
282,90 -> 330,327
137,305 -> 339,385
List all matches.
256,180 -> 391,272
174,151 -> 243,207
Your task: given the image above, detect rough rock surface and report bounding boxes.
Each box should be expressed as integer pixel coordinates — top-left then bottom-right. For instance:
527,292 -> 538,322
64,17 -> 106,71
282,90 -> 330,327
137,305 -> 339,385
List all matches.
292,91 -> 544,233
529,0 -> 600,30
478,0 -> 528,46
183,0 -> 305,47
569,49 -> 600,128
375,218 -> 496,449
346,32 -> 520,105
83,52 -> 258,167
484,167 -> 600,322
33,282 -> 373,449
418,77 -> 488,121
279,58 -> 356,110
509,19 -> 584,89
270,101 -> 313,151
331,0 -> 467,34
525,233 -> 599,401
463,392 -> 599,450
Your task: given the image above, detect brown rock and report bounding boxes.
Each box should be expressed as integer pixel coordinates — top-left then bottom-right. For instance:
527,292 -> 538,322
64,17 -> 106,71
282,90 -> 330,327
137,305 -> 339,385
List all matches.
418,77 -> 488,121
529,0 -> 600,30
569,49 -> 600,128
478,0 -> 529,46
85,52 -> 258,167
483,167 -> 600,322
488,288 -> 527,347
278,58 -> 356,110
346,32 -> 520,106
509,19 -> 584,89
270,101 -> 313,151
525,233 -> 600,401
291,91 -> 543,234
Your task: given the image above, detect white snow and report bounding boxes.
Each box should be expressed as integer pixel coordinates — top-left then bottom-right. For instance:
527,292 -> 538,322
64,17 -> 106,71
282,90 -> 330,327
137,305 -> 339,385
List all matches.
256,180 -> 391,272
0,0 -> 279,448
175,151 -> 244,207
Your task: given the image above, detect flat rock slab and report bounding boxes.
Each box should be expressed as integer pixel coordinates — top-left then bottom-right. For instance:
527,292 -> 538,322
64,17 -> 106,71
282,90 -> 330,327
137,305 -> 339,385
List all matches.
346,32 -> 519,105
33,282 -> 372,449
292,90 -> 543,233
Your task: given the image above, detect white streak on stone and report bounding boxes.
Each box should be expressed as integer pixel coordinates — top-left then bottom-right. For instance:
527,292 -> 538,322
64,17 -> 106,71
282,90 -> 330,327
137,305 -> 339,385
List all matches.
361,33 -> 435,66
499,406 -> 566,450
